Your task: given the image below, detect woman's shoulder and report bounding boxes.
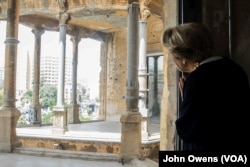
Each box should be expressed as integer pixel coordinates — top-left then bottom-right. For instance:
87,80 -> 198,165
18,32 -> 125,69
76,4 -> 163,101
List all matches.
221,57 -> 247,73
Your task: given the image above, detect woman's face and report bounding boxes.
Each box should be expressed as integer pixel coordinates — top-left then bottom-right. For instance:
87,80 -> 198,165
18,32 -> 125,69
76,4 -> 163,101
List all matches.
170,53 -> 198,73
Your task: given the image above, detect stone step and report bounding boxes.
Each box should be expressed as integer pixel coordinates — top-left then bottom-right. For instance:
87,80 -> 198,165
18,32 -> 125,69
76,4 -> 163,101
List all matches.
13,147 -> 158,166
13,147 -> 120,162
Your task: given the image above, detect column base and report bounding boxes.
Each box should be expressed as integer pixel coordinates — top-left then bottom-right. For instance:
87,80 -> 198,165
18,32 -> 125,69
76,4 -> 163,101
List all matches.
140,108 -> 151,139
30,104 -> 42,125
32,121 -> 41,125
141,118 -> 151,139
51,128 -> 67,134
119,111 -> 142,162
0,140 -> 22,153
52,106 -> 68,134
67,104 -> 80,124
0,107 -> 22,152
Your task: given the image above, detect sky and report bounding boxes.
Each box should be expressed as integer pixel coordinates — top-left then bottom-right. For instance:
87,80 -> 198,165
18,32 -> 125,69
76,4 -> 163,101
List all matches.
0,21 -> 101,99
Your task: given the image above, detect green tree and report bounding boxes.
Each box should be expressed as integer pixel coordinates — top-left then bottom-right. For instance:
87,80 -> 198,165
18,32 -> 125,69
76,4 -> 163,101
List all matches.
21,89 -> 33,106
39,85 -> 57,110
0,80 -> 3,90
42,111 -> 54,124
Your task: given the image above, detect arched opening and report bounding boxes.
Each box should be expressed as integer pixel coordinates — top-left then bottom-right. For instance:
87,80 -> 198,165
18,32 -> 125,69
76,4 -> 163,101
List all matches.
0,21 -> 102,125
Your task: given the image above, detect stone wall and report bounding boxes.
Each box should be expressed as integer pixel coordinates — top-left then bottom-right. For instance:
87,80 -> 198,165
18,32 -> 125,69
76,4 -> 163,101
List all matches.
105,29 -> 127,122
147,16 -> 163,52
18,136 -> 159,162
102,17 -> 163,122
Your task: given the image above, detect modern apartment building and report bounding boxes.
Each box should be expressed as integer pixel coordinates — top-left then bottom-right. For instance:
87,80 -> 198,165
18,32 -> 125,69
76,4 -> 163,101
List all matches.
40,54 -> 72,86
40,55 -> 59,86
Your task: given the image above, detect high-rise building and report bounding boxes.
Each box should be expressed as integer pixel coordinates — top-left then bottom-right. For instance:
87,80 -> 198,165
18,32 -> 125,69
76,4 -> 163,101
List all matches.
40,54 -> 72,86
40,54 -> 59,86
40,53 -> 72,104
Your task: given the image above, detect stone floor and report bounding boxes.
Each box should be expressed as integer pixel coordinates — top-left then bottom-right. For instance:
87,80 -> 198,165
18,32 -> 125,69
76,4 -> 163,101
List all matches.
0,152 -> 157,167
3,116 -> 160,167
16,116 -> 160,142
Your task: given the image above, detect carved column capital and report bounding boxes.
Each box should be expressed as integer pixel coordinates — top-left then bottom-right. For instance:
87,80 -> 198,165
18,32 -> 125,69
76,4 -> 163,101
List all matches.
70,35 -> 81,45
58,12 -> 70,24
128,0 -> 139,4
32,27 -> 44,37
141,8 -> 151,21
140,0 -> 151,21
57,0 -> 67,13
69,27 -> 81,42
143,0 -> 151,6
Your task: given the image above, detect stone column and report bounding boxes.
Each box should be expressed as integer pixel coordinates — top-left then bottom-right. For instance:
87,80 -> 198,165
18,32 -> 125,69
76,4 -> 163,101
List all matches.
0,0 -> 21,152
138,3 -> 151,138
98,41 -> 108,120
52,13 -> 69,134
67,35 -> 81,124
30,27 -> 44,125
120,2 -> 142,162
152,56 -> 160,116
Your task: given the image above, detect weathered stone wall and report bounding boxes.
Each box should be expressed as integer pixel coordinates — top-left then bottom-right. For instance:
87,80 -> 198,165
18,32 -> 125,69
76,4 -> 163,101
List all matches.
147,16 -> 163,53
105,29 -> 127,122
103,16 -> 163,122
0,0 -> 127,12
159,0 -> 178,151
18,136 -> 159,162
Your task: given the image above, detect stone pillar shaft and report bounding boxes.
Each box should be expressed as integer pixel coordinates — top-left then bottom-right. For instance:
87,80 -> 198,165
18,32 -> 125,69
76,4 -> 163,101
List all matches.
32,28 -> 43,105
52,13 -> 69,134
0,0 -> 21,152
126,2 -> 140,110
31,28 -> 44,124
3,0 -> 19,108
152,56 -> 160,116
57,23 -> 67,107
138,21 -> 148,105
138,20 -> 150,138
120,2 -> 142,162
71,35 -> 80,105
67,35 -> 81,124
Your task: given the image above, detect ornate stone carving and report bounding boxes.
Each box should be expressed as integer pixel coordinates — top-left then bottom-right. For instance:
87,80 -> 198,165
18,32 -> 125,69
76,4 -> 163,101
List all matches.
57,0 -> 67,12
141,147 -> 152,159
18,136 -> 159,162
140,0 -> 151,21
141,8 -> 151,21
53,114 -> 61,127
58,12 -> 70,24
32,27 -> 44,38
70,27 -> 81,44
128,0 -> 139,4
143,0 -> 151,6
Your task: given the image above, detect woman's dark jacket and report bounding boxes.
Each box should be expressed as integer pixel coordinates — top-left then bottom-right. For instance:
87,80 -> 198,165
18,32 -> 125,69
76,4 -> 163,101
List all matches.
176,57 -> 250,151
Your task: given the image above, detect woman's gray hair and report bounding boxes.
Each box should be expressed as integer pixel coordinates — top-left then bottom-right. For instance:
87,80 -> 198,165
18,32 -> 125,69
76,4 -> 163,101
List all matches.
162,22 -> 213,63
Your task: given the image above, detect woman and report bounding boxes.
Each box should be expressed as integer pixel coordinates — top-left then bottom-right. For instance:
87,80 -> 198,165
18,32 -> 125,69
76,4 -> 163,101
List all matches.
162,22 -> 250,151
